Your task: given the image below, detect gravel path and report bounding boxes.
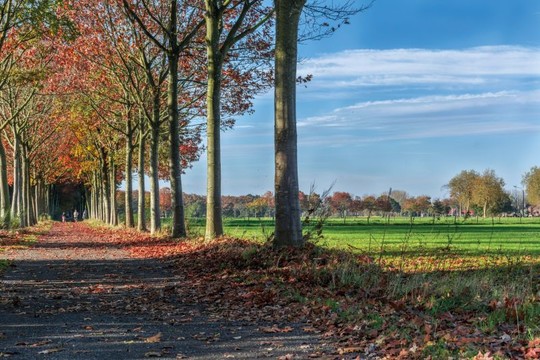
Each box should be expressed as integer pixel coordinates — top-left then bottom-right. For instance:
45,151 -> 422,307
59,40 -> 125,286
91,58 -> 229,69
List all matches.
0,223 -> 330,359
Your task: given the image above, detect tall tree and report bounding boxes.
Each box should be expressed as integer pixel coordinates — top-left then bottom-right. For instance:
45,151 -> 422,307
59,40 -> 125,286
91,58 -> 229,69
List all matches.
203,0 -> 273,239
472,169 -> 506,218
523,166 -> 540,207
447,170 -> 480,216
272,0 -> 305,247
123,0 -> 204,238
272,0 -> 368,247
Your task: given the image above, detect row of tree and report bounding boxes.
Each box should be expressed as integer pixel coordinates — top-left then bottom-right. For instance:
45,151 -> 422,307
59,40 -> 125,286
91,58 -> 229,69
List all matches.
140,167 -> 540,221
0,0 -> 365,247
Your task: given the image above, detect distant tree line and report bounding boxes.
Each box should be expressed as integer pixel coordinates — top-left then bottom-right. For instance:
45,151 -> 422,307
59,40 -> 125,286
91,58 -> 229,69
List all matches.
119,166 -> 539,222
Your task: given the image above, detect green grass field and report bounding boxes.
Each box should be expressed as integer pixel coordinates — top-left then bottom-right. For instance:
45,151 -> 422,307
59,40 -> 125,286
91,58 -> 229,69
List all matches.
173,216 -> 540,269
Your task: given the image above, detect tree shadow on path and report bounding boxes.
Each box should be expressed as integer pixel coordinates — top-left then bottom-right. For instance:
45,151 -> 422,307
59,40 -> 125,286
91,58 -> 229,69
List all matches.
0,223 -> 328,359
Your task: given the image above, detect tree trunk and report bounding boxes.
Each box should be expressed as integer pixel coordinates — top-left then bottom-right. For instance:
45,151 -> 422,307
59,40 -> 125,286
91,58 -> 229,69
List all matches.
149,125 -> 160,234
125,121 -> 134,228
11,135 -> 20,219
204,10 -> 223,239
22,148 -> 33,226
167,51 -> 186,238
0,140 -> 10,227
100,154 -> 111,224
20,147 -> 28,228
273,0 -> 305,248
91,172 -> 98,219
110,158 -> 118,226
137,124 -> 147,231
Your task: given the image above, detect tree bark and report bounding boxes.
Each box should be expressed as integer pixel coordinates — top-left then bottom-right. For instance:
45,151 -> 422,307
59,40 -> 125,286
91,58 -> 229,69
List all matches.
110,158 -> 118,226
100,152 -> 111,224
137,123 -> 147,231
149,124 -> 161,234
273,0 -> 305,247
0,140 -> 10,227
167,5 -> 186,238
11,134 -> 20,219
124,120 -> 134,228
20,146 -> 28,227
204,7 -> 223,239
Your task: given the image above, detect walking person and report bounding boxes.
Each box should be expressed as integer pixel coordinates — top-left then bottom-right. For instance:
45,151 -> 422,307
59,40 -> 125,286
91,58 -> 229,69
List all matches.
73,209 -> 79,222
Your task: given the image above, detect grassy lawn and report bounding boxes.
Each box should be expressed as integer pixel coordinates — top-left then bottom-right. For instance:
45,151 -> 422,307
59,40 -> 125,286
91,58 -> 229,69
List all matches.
168,216 -> 540,270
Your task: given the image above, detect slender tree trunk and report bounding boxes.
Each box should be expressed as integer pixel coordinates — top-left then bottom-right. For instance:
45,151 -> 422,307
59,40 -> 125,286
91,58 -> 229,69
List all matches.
45,184 -> 50,217
168,51 -> 186,238
273,0 -> 305,247
110,158 -> 117,226
91,173 -> 98,219
20,148 -> 28,228
23,150 -> 33,226
204,10 -> 224,239
137,125 -> 147,231
34,178 -> 41,220
101,154 -> 111,224
11,135 -> 20,219
0,140 -> 10,227
125,121 -> 134,227
149,125 -> 160,234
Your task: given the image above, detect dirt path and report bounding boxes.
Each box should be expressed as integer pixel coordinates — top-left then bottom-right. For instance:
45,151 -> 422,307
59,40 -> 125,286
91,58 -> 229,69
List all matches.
0,223 -> 330,359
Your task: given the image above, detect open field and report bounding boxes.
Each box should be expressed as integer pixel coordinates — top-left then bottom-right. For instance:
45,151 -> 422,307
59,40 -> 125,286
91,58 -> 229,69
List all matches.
169,216 -> 540,271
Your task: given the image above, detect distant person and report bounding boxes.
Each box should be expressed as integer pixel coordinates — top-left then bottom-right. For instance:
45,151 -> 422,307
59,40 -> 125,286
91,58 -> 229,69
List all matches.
73,209 -> 79,222
61,212 -> 66,223
82,209 -> 87,220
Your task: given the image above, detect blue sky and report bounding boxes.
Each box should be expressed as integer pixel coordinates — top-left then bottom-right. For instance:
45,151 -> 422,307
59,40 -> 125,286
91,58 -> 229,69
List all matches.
182,0 -> 540,199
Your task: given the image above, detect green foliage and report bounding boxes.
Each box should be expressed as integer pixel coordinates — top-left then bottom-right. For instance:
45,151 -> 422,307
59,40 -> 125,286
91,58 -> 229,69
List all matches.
524,166 -> 540,206
447,169 -> 480,213
0,259 -> 9,272
9,216 -> 20,229
16,0 -> 77,39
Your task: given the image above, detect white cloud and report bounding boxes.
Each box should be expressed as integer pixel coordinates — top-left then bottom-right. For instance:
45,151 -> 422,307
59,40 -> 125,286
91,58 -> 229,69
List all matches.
298,46 -> 540,88
298,90 -> 540,143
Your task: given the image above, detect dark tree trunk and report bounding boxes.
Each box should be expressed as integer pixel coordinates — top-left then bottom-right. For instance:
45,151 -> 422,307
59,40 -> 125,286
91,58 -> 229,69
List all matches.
273,0 -> 305,247
167,6 -> 186,238
149,125 -> 161,234
11,135 -> 21,219
137,124 -> 147,231
0,141 -> 10,227
125,120 -> 135,228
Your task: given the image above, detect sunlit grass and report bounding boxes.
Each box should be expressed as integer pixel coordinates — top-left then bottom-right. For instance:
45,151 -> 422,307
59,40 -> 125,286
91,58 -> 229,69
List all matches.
163,216 -> 540,271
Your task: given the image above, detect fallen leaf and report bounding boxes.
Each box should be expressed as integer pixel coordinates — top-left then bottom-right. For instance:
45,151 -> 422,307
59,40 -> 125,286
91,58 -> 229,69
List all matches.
144,352 -> 162,358
260,325 -> 293,333
338,347 -> 363,355
145,333 -> 162,343
0,351 -> 19,357
37,348 -> 62,355
277,355 -> 295,360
